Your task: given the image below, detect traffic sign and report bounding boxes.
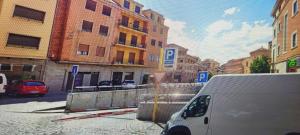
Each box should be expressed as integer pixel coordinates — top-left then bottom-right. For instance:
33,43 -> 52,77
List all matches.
164,48 -> 177,69
71,65 -> 79,76
197,71 -> 209,83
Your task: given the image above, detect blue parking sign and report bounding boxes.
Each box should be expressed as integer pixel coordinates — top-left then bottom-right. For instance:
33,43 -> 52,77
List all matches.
72,65 -> 79,76
164,48 -> 176,65
197,71 -> 209,83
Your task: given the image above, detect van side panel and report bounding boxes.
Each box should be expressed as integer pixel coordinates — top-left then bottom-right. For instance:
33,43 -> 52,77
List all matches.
210,93 -> 300,135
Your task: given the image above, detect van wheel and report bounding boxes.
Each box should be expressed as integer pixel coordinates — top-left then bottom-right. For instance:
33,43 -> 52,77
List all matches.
168,127 -> 191,135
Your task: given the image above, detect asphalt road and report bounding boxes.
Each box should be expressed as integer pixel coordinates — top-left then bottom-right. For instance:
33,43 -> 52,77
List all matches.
0,98 -> 162,135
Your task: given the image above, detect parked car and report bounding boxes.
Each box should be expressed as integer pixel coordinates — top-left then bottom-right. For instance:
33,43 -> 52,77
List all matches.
161,74 -> 300,135
122,80 -> 137,89
0,73 -> 7,95
6,80 -> 48,97
98,81 -> 112,86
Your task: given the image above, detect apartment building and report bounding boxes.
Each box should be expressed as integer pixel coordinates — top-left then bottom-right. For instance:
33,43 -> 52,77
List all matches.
164,44 -> 200,83
0,0 -> 57,81
222,58 -> 245,74
46,0 -> 168,92
271,0 -> 300,73
199,59 -> 220,75
143,9 -> 169,70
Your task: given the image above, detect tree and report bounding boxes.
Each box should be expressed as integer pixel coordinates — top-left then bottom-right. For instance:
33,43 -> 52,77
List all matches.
250,56 -> 270,73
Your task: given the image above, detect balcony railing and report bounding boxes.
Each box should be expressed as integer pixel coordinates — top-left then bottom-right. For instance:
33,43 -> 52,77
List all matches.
112,58 -> 145,66
116,40 -> 146,49
119,21 -> 148,34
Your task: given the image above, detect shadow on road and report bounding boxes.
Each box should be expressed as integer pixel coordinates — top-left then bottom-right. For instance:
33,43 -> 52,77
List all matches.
0,92 -> 68,105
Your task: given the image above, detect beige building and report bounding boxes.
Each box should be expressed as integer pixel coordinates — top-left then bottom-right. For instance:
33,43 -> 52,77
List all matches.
271,0 -> 300,73
242,47 -> 271,74
199,59 -> 220,75
164,44 -> 200,83
222,58 -> 245,74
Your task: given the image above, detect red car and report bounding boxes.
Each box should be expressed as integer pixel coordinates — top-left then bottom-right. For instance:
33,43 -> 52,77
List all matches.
6,80 -> 48,97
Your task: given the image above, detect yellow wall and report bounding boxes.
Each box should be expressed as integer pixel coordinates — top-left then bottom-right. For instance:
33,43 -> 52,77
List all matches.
115,46 -> 141,64
0,0 -> 57,59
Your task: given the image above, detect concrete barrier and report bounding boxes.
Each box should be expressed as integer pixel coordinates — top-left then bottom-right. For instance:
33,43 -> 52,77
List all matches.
95,91 -> 113,109
137,102 -> 187,123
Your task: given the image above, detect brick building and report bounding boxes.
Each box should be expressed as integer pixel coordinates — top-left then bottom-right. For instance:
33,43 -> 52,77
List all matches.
271,0 -> 300,73
222,58 -> 245,74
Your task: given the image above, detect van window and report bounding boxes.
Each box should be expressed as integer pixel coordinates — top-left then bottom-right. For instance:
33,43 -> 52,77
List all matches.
187,95 -> 211,117
0,76 -> 3,84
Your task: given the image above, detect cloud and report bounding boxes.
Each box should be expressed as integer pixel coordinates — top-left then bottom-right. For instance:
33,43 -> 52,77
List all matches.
223,7 -> 240,17
165,18 -> 272,64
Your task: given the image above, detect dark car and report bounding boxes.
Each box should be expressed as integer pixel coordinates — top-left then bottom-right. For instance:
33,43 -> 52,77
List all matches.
6,80 -> 48,97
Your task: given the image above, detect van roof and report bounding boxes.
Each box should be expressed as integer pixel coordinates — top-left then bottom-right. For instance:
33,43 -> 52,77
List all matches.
200,73 -> 300,94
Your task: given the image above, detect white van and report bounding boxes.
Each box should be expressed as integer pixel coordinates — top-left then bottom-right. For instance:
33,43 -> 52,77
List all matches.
162,74 -> 300,135
0,73 -> 7,94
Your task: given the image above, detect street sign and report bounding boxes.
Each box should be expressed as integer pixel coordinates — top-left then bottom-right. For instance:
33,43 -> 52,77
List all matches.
197,71 -> 209,83
164,48 -> 178,69
71,65 -> 79,76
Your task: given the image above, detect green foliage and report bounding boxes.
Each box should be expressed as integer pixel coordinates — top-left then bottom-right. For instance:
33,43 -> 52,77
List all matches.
250,56 -> 270,73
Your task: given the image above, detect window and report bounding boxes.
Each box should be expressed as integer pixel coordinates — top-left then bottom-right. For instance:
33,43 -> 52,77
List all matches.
160,28 -> 164,34
277,46 -> 280,56
116,51 -> 124,63
151,39 -> 156,46
157,17 -> 161,23
121,16 -> 129,27
102,5 -> 111,16
13,5 -> 45,22
278,22 -> 281,32
131,35 -> 138,46
82,20 -> 93,32
293,0 -> 298,16
158,41 -> 163,48
291,32 -> 298,48
133,20 -> 139,30
7,33 -> 40,49
186,95 -> 211,117
128,53 -> 135,64
124,72 -> 134,80
283,13 -> 288,52
96,47 -> 106,57
0,64 -> 12,71
77,44 -> 89,55
99,25 -> 109,36
0,76 -> 2,84
150,13 -> 154,20
124,0 -> 130,9
85,0 -> 97,11
135,6 -> 141,14
153,25 -> 157,32
119,32 -> 126,44
23,64 -> 34,72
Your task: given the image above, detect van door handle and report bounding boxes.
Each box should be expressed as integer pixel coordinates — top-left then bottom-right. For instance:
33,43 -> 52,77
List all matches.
204,117 -> 209,125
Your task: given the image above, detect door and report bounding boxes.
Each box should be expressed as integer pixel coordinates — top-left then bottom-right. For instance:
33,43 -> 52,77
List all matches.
112,72 -> 123,85
0,75 -> 4,93
184,95 -> 212,135
90,72 -> 99,86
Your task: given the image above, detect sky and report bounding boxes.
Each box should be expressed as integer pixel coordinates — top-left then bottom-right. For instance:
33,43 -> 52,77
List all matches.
136,0 -> 276,64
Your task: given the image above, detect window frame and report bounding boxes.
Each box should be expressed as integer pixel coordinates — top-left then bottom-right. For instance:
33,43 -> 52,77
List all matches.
82,20 -> 94,32
85,0 -> 97,12
99,25 -> 109,36
291,31 -> 298,49
151,39 -> 156,46
7,33 -> 41,49
102,5 -> 112,16
124,0 -> 130,9
135,6 -> 141,14
185,95 -> 211,118
0,64 -> 13,71
77,44 -> 90,56
13,5 -> 46,22
293,0 -> 298,16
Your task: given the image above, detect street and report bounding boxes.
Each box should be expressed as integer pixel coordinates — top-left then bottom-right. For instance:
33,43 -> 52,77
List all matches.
0,95 -> 162,135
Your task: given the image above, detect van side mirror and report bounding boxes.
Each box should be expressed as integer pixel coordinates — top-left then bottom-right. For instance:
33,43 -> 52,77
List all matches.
182,109 -> 188,119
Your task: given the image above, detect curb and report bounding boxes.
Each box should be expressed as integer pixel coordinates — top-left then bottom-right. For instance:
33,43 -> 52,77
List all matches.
52,108 -> 137,122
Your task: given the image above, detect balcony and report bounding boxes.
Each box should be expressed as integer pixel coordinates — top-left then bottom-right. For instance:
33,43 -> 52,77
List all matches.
112,58 -> 145,67
119,21 -> 148,35
115,40 -> 146,51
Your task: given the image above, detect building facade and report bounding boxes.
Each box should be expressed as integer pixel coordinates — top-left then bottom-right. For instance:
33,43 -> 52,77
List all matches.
271,0 -> 300,73
46,0 -> 168,92
242,47 -> 271,74
0,0 -> 57,81
164,44 -> 200,83
222,58 -> 245,74
199,59 -> 220,75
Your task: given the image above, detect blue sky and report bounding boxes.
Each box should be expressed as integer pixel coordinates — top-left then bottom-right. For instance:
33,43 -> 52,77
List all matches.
137,0 -> 276,64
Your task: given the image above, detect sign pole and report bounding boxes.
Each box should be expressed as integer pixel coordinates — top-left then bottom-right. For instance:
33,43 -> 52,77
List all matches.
71,75 -> 75,93
70,65 -> 79,93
